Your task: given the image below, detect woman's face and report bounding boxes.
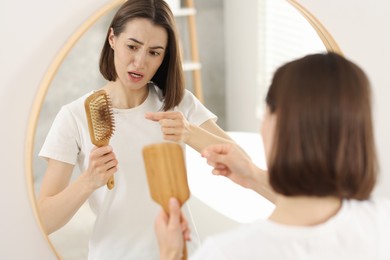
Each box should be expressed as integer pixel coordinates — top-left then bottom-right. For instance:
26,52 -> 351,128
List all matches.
109,18 -> 168,90
261,106 -> 277,165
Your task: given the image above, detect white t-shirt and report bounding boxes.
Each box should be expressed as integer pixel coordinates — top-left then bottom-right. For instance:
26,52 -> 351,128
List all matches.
190,198 -> 390,260
39,84 -> 217,260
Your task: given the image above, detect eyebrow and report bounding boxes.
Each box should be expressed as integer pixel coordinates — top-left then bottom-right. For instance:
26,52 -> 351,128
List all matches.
128,38 -> 165,50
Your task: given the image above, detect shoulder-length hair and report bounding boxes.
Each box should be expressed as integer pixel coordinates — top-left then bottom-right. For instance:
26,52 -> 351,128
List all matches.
99,0 -> 184,111
265,52 -> 377,200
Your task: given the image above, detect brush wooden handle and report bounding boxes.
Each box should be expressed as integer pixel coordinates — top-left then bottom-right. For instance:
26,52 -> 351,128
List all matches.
106,175 -> 115,190
142,142 -> 189,260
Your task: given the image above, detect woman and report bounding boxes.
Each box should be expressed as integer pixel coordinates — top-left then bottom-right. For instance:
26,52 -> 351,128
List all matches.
38,0 -> 233,259
155,52 -> 390,259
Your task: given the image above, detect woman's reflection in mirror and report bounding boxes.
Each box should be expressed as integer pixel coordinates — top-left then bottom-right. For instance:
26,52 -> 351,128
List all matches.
37,0 -> 236,259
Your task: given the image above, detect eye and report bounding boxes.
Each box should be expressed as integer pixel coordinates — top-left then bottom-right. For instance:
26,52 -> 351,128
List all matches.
128,45 -> 137,50
150,51 -> 161,57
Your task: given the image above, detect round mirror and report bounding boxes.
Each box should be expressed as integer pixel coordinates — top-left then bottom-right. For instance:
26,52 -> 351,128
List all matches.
27,0 -> 340,258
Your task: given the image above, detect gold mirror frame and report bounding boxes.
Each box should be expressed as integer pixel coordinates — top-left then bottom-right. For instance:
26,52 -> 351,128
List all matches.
288,0 -> 341,53
25,0 -> 341,257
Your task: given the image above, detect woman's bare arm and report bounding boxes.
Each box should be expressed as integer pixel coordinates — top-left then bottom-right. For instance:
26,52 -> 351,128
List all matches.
38,146 -> 118,234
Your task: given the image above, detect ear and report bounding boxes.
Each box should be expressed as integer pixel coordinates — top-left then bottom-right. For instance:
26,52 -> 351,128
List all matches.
108,28 -> 115,47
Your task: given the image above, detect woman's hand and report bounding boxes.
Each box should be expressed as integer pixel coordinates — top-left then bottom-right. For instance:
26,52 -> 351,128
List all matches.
145,111 -> 191,142
201,143 -> 257,189
202,143 -> 276,202
83,145 -> 118,190
155,198 -> 191,260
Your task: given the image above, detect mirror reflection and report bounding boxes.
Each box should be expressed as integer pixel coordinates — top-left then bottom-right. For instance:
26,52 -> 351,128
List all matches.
32,0 -> 331,259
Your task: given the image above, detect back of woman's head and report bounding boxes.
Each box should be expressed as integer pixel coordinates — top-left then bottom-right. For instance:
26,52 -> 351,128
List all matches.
266,52 -> 377,200
99,0 -> 184,110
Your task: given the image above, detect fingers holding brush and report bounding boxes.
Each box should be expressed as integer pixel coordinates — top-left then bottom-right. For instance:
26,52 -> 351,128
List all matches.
155,198 -> 190,260
85,145 -> 118,189
169,198 -> 191,242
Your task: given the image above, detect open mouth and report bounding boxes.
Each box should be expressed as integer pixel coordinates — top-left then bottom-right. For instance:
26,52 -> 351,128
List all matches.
129,72 -> 143,78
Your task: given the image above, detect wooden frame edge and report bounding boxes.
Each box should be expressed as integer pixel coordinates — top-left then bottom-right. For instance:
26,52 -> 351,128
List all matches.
24,0 -> 125,258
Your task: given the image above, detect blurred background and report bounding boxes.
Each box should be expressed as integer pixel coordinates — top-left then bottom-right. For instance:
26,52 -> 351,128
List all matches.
4,0 -> 390,259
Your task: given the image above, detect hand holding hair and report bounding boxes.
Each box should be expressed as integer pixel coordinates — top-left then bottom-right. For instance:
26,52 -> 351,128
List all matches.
145,111 -> 191,142
202,143 -> 276,202
201,143 -> 254,187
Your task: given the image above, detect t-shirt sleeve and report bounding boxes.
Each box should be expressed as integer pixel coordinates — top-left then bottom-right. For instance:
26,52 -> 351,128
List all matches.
176,90 -> 217,126
39,106 -> 80,165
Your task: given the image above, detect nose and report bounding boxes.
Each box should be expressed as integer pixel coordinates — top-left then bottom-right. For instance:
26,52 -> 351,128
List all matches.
133,51 -> 146,69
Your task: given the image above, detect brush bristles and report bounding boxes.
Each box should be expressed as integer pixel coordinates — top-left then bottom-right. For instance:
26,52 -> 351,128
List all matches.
88,93 -> 115,142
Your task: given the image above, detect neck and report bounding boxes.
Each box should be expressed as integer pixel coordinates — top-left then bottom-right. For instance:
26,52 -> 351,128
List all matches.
103,81 -> 149,109
268,195 -> 342,226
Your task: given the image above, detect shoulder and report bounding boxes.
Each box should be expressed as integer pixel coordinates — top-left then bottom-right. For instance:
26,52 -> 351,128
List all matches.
344,197 -> 390,211
337,198 -> 390,256
181,89 -> 198,104
176,90 -> 217,124
58,91 -> 93,118
50,91 -> 93,129
176,89 -> 205,111
65,91 -> 93,111
342,198 -> 390,223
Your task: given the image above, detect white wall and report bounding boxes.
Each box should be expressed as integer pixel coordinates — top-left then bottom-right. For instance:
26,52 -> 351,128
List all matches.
1,0 -> 390,259
0,0 -> 110,258
224,0 -> 261,132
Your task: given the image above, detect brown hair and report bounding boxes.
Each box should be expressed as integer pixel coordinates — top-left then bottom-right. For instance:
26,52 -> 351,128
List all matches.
265,52 -> 377,200
99,0 -> 184,111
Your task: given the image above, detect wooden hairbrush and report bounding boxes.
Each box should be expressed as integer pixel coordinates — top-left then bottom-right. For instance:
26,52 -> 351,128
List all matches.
84,89 -> 116,189
142,142 -> 190,259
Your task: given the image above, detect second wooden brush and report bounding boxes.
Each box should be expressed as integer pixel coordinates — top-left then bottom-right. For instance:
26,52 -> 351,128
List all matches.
142,142 -> 190,259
